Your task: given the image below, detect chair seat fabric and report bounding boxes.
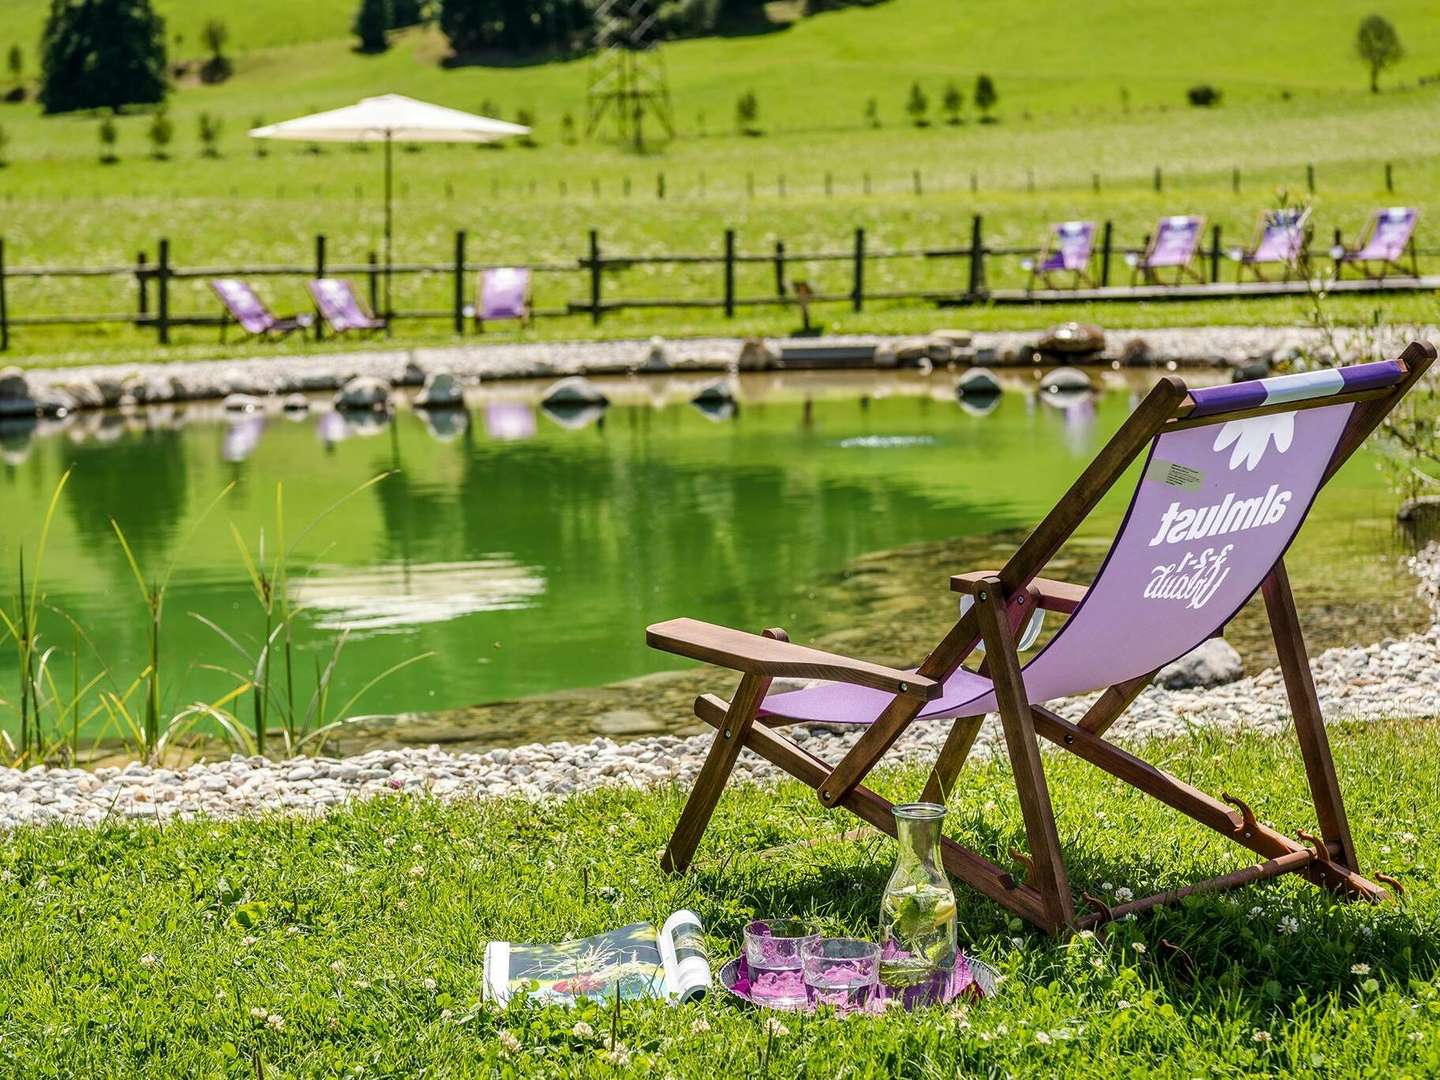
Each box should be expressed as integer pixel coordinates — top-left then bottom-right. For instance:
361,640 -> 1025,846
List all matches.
761,666 -> 995,724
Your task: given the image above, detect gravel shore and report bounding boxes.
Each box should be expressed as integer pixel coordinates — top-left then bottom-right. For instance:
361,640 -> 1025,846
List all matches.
3,544 -> 1437,830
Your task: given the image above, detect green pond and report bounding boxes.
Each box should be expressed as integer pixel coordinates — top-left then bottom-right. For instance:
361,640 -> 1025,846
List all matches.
0,368 -> 1420,748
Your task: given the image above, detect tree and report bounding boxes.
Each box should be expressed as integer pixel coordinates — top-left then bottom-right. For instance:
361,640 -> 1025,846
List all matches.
864,96 -> 880,128
440,0 -> 594,55
390,0 -> 425,26
39,0 -> 167,114
147,108 -> 172,159
98,115 -> 118,163
1355,14 -> 1402,93
515,107 -> 535,146
354,0 -> 392,52
200,18 -> 233,82
974,73 -> 997,121
905,81 -> 928,126
941,80 -> 963,125
6,44 -> 20,81
197,111 -> 223,156
561,111 -> 576,143
735,88 -> 759,134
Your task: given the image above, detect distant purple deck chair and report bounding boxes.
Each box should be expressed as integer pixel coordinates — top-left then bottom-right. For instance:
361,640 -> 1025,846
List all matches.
1022,221 -> 1096,291
1229,208 -> 1311,283
648,341 -> 1436,934
475,268 -> 531,331
1126,215 -> 1206,286
307,278 -> 387,336
1332,207 -> 1420,280
210,279 -> 310,342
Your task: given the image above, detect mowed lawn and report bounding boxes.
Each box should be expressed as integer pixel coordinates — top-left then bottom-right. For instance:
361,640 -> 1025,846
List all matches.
0,0 -> 1437,359
3,717 -> 1440,1076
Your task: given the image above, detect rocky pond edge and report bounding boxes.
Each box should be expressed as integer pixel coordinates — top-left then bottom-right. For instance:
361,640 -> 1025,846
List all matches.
3,543 -> 1437,830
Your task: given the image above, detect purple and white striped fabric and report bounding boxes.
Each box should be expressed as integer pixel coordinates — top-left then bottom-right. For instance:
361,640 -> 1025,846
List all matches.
1185,360 -> 1405,418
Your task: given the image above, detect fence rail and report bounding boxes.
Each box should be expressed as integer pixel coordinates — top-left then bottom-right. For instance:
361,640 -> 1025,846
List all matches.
0,214 -> 1436,351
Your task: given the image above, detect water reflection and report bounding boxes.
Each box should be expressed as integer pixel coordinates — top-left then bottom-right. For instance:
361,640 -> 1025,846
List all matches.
541,401 -> 607,431
291,559 -> 546,632
420,406 -> 470,443
222,415 -> 266,463
485,402 -> 537,441
61,426 -> 189,567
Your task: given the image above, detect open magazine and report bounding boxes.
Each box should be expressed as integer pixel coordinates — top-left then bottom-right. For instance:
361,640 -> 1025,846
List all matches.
483,910 -> 711,1007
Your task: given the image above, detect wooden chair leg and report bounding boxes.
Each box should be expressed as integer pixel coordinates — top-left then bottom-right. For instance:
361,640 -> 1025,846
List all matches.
922,716 -> 984,804
1261,560 -> 1359,871
660,670 -> 771,874
974,579 -> 1075,932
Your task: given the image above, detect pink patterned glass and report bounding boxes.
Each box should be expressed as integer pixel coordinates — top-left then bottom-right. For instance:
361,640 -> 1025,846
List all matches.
743,920 -> 817,1010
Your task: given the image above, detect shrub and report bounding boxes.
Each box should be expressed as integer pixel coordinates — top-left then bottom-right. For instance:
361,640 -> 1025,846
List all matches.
147,108 -> 172,159
735,89 -> 759,134
40,0 -> 167,114
199,18 -> 233,83
864,96 -> 879,128
942,80 -> 963,124
98,115 -> 119,163
1186,83 -> 1222,107
1356,14 -> 1403,93
515,107 -> 536,146
197,111 -> 222,157
974,73 -> 997,121
251,114 -> 268,156
905,81 -> 929,126
561,112 -> 576,144
390,0 -> 426,27
354,0 -> 392,52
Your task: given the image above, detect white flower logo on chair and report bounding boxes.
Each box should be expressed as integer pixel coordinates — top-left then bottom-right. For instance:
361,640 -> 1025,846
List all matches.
1212,413 -> 1295,471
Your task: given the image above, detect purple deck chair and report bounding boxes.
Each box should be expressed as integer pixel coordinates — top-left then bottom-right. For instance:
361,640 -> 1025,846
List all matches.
210,279 -> 310,342
648,341 -> 1436,933
1022,221 -> 1096,291
1332,207 -> 1420,280
1126,215 -> 1206,286
1229,208 -> 1311,283
307,278 -> 387,336
475,267 -> 531,331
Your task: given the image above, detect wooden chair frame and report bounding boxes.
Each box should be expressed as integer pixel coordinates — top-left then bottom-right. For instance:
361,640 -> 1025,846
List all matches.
1129,217 -> 1208,288
651,341 -> 1436,935
1233,209 -> 1312,285
1024,224 -> 1096,293
474,269 -> 533,333
1334,209 -> 1422,282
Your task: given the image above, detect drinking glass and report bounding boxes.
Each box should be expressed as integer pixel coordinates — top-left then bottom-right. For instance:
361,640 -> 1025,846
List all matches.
801,938 -> 880,1012
743,919 -> 817,1009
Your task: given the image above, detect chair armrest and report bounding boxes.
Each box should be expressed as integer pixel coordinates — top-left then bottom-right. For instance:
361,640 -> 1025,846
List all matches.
949,571 -> 1088,614
645,617 -> 940,700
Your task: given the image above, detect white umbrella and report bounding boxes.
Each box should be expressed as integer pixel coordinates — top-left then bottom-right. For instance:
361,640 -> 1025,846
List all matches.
249,94 -> 530,318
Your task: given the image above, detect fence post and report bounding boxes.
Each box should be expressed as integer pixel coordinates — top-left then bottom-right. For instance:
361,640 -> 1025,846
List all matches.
367,251 -> 380,314
156,238 -> 170,346
774,240 -> 786,298
1385,162 -> 1393,192
1232,166 -> 1240,194
967,215 -> 984,298
657,171 -> 665,200
1092,171 -> 1100,194
588,229 -> 602,325
1026,168 -> 1034,193
1100,220 -> 1113,287
913,168 -> 922,196
314,234 -> 327,341
778,174 -> 786,198
1209,224 -> 1222,283
1153,165 -> 1162,193
852,227 -> 865,312
0,238 -> 8,353
747,173 -> 755,199
453,229 -> 467,336
863,172 -> 872,196
1306,163 -> 1315,193
723,229 -> 735,319
136,251 -> 149,320
824,172 -> 833,198
969,171 -> 977,194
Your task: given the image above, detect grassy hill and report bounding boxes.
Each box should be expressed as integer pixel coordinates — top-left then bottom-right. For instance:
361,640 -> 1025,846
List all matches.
0,0 -> 1437,359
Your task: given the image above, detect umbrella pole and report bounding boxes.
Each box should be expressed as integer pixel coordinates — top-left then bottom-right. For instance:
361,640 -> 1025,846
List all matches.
384,131 -> 393,335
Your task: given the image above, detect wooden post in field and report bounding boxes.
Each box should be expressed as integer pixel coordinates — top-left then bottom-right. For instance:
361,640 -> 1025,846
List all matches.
1092,172 -> 1100,194
1100,220 -> 1113,287
746,173 -> 754,199
825,172 -> 833,197
453,229 -> 467,336
723,229 -> 736,319
1209,225 -> 1222,283
967,215 -> 984,298
367,251 -> 380,314
1153,165 -> 1162,193
1026,168 -> 1034,193
969,171 -> 977,193
1232,166 -> 1240,194
774,240 -> 786,298
1306,163 -> 1315,193
863,172 -> 872,195
913,169 -> 922,195
852,227 -> 865,312
657,171 -> 665,199
588,229 -> 602,326
314,234 -> 327,341
779,174 -> 787,198
156,238 -> 170,346
1385,162 -> 1393,192
0,238 -> 8,352
137,251 -> 149,321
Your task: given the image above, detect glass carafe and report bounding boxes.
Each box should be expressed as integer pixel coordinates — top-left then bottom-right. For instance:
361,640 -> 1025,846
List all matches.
879,802 -> 957,1006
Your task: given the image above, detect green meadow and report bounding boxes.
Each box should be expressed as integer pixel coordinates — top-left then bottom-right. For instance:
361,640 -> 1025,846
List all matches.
3,718 -> 1440,1076
0,0 -> 1437,359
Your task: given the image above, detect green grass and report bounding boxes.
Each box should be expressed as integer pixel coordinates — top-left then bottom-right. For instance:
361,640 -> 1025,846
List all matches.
0,1 -> 1438,361
4,716 -> 1440,1075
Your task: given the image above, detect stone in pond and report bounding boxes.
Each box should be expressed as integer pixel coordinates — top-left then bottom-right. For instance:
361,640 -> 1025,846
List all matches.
931,329 -> 973,349
737,338 -> 778,370
334,375 -> 393,412
414,371 -> 464,409
1037,321 -> 1105,356
1120,338 -> 1154,367
0,366 -> 35,417
541,376 -> 608,408
1153,638 -> 1243,690
692,380 -> 735,405
955,367 -> 1002,397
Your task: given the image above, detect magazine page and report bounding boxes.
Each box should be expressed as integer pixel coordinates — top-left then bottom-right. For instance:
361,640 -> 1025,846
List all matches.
658,909 -> 711,1003
484,922 -> 666,1007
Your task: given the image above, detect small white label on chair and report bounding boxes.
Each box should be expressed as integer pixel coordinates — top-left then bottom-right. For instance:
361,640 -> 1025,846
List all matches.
1145,458 -> 1204,491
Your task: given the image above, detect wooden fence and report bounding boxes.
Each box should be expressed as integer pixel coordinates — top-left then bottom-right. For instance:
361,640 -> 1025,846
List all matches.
0,213 -> 1434,351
